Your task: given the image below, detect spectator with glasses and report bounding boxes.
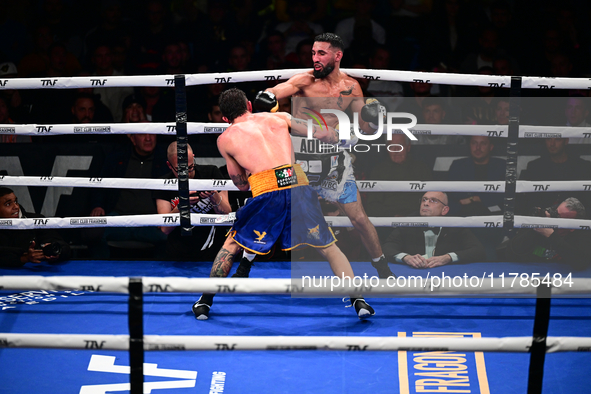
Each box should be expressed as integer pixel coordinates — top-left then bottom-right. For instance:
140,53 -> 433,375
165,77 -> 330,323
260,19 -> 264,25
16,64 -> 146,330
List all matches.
382,191 -> 486,268
154,142 -> 231,261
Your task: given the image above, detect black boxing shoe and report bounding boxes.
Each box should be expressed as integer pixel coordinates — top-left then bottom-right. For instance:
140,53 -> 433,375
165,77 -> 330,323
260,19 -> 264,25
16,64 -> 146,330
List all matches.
192,299 -> 211,320
371,256 -> 395,279
349,297 -> 375,319
232,257 -> 254,278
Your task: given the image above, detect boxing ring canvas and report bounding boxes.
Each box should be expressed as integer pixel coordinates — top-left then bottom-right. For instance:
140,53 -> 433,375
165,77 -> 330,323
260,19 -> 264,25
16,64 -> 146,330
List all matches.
2,66 -> 591,394
1,259 -> 590,394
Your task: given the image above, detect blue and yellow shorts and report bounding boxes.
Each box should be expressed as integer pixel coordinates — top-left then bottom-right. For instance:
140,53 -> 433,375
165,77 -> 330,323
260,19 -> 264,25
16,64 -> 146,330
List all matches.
229,164 -> 336,255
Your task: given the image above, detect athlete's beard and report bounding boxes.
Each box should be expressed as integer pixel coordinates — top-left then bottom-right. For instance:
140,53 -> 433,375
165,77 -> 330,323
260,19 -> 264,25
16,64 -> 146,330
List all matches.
313,61 -> 335,79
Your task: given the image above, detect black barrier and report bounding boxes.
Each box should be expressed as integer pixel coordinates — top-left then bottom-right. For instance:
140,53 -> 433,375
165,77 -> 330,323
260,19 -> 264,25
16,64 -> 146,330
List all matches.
528,285 -> 552,394
504,77 -> 522,235
174,75 -> 192,236
129,278 -> 144,394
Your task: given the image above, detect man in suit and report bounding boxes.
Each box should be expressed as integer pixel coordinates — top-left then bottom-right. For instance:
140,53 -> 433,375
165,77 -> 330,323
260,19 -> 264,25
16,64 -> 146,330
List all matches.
447,136 -> 505,216
382,191 -> 486,268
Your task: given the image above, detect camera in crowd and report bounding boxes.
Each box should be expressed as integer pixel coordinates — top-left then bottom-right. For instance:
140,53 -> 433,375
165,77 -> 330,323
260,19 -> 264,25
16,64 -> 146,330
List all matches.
42,242 -> 62,257
531,204 -> 559,218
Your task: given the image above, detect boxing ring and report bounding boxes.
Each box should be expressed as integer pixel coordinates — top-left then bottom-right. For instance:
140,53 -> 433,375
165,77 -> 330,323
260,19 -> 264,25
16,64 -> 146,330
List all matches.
2,69 -> 591,394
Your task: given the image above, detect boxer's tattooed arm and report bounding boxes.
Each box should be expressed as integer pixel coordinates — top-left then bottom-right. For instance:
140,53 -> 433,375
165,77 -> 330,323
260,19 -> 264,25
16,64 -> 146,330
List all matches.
211,248 -> 235,277
231,174 -> 249,188
337,86 -> 354,108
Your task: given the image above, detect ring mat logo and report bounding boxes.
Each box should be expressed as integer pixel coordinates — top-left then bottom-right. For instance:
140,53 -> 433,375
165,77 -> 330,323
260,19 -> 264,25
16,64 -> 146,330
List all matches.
80,355 -> 197,393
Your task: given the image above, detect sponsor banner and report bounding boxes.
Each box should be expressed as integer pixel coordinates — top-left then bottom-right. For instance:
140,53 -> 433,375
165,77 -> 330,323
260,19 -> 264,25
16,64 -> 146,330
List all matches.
356,181 -> 504,193
0,75 -> 177,90
186,69 -> 301,85
521,76 -> 591,90
326,216 -> 504,229
516,181 -> 591,193
397,332 -> 490,394
515,215 -> 591,230
520,125 -> 591,139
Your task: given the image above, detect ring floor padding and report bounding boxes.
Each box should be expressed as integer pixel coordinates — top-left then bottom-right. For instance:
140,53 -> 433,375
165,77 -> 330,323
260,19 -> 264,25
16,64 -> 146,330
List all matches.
1,259 -> 590,394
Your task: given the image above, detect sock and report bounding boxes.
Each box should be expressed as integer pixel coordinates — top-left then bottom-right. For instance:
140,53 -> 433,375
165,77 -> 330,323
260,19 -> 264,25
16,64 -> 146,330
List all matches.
372,254 -> 385,263
243,251 -> 256,262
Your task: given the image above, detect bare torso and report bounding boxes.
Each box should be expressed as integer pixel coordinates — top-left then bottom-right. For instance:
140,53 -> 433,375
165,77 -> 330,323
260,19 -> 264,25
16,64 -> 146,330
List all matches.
218,112 -> 295,177
275,70 -> 366,129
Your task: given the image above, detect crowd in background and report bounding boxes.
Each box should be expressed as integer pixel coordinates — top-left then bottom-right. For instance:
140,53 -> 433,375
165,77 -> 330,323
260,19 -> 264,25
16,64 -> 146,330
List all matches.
2,0 -> 591,126
1,0 -> 591,267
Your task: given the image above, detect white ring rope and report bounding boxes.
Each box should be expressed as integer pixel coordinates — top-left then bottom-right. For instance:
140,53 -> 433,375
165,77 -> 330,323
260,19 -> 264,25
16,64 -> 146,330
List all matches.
1,214 -> 590,230
2,175 -> 590,194
1,333 -> 590,352
1,68 -> 589,89
4,123 -> 591,140
1,276 -> 590,295
0,176 -> 507,193
3,176 -> 590,194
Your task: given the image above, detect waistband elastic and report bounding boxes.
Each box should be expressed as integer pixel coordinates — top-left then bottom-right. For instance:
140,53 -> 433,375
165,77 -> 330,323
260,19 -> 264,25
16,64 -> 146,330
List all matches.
249,164 -> 309,197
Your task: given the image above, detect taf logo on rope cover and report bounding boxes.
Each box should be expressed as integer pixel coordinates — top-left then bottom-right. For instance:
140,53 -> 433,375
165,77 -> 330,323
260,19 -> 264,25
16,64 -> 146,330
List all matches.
347,345 -> 368,351
284,284 -> 304,293
360,182 -> 377,189
36,126 -> 53,133
215,343 -> 236,350
163,216 -> 178,223
215,77 -> 232,83
216,285 -> 236,293
84,340 -> 105,349
148,284 -> 172,292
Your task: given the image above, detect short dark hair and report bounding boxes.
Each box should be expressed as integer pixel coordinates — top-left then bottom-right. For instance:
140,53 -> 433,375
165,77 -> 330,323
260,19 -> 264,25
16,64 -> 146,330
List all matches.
73,92 -> 96,106
314,33 -> 345,52
422,97 -> 445,110
0,187 -> 14,199
208,95 -> 221,113
219,88 -> 248,122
